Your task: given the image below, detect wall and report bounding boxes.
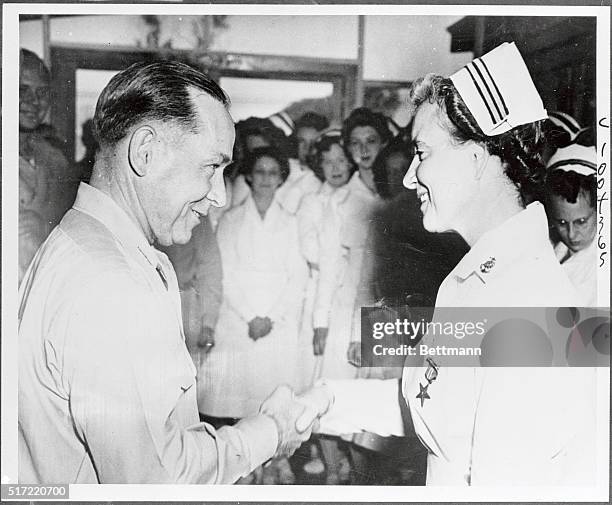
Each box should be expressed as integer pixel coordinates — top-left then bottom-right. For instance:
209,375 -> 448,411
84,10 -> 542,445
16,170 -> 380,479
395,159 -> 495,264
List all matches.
364,15 -> 472,81
19,14 -> 471,83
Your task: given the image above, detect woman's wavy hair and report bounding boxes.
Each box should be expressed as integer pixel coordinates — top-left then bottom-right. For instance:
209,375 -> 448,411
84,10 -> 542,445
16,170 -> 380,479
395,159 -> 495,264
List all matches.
410,74 -> 546,204
372,137 -> 414,200
242,146 -> 290,187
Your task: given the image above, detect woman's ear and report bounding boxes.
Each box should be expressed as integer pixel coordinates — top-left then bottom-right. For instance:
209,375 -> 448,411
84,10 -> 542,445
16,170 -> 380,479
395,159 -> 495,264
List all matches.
470,142 -> 490,180
128,125 -> 155,177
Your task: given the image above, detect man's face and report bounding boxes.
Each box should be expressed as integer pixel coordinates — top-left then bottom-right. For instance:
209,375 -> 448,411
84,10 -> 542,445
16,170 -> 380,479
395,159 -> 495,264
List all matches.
140,90 -> 235,246
549,191 -> 596,253
20,65 -> 50,131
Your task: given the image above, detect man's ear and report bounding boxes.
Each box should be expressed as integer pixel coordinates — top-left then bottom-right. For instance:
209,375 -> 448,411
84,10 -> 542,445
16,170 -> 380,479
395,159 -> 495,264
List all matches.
469,142 -> 490,180
127,125 -> 156,177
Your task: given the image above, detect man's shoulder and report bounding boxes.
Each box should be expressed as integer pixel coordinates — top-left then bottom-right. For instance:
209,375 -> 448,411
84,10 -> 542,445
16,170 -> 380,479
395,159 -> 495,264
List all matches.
58,209 -> 130,271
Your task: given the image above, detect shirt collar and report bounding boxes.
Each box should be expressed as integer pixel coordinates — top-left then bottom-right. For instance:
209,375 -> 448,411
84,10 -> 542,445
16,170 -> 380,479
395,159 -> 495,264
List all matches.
320,181 -> 337,196
451,202 -> 551,284
72,183 -> 161,270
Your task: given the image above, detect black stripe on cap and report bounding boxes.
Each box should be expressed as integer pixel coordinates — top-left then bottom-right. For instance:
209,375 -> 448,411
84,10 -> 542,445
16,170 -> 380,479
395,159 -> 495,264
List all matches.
479,58 -> 509,117
472,58 -> 503,122
465,64 -> 497,125
549,112 -> 580,135
548,159 -> 597,173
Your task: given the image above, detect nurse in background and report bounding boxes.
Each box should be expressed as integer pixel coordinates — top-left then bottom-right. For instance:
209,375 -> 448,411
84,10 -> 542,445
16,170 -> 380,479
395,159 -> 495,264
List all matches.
296,129 -> 354,392
199,146 -> 308,483
545,142 -> 598,306
315,42 -> 597,487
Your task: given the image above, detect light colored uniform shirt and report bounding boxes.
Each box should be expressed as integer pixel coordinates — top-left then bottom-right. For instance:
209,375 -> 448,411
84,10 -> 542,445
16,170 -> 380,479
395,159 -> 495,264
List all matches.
321,203 -> 598,486
554,238 -> 598,306
18,183 -> 277,484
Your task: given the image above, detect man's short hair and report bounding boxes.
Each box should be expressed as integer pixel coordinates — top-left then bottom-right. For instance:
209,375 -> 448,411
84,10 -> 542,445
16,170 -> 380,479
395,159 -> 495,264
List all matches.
93,60 -> 229,147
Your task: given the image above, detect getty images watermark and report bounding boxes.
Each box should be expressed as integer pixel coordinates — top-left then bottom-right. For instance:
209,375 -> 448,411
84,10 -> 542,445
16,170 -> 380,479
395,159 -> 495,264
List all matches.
360,306 -> 610,368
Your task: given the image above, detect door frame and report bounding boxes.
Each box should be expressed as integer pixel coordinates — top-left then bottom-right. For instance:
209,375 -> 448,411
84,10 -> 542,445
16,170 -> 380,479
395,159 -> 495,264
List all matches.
50,44 -> 358,162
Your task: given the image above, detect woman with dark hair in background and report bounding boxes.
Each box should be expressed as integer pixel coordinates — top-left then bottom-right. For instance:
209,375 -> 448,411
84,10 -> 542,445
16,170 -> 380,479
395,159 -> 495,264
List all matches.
232,115 -> 322,215
292,111 -> 330,169
545,142 -> 598,305
199,146 -> 308,483
316,43 -> 596,487
306,109 -> 393,483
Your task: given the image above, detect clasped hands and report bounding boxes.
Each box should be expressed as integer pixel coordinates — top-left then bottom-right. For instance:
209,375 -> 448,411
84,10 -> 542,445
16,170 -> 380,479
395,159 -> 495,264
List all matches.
248,316 -> 273,341
259,384 -> 333,458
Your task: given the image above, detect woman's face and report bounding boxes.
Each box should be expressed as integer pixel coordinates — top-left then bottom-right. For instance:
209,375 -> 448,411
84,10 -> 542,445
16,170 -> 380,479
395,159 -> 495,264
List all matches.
321,143 -> 351,188
347,126 -> 384,171
403,102 -> 478,234
296,126 -> 319,165
384,151 -> 411,198
549,191 -> 596,253
248,155 -> 283,199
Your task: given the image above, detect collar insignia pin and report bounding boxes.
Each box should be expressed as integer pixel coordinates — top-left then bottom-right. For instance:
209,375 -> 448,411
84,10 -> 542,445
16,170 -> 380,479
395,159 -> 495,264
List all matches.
479,257 -> 496,274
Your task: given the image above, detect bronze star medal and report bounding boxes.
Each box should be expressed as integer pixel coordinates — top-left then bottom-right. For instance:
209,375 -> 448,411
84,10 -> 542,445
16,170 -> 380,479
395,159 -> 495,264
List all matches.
416,358 -> 439,407
416,382 -> 430,407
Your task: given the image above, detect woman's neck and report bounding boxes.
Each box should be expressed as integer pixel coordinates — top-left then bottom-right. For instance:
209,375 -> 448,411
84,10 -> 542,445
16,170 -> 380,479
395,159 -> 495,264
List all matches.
460,183 -> 524,247
358,167 -> 378,194
252,192 -> 274,219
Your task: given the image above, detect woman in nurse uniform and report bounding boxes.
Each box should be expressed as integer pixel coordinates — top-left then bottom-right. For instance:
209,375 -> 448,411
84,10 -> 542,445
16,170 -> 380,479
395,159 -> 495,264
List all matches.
545,143 -> 598,306
316,43 -> 598,487
199,146 -> 308,420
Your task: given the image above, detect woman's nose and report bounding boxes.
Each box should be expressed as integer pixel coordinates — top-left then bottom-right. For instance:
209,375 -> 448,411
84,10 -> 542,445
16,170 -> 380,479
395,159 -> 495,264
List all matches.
403,156 -> 419,189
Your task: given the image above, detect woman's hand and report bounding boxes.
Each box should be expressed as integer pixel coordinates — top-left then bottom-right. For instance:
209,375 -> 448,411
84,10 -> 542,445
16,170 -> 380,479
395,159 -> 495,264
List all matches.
248,316 -> 273,341
347,341 -> 361,367
312,327 -> 329,356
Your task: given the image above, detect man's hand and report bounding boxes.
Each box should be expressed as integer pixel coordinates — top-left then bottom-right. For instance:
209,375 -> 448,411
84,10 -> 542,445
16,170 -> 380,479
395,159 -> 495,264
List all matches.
295,384 -> 334,432
347,341 -> 361,367
259,385 -> 329,458
248,316 -> 273,341
312,327 -> 329,356
197,326 -> 215,353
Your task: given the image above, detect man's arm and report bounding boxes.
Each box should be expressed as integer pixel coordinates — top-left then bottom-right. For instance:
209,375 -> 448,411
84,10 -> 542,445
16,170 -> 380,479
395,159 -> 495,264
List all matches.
63,271 -> 319,483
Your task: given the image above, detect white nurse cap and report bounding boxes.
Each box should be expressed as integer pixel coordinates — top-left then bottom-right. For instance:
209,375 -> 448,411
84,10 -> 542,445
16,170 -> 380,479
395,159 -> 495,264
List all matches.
450,42 -> 548,136
547,143 -> 597,177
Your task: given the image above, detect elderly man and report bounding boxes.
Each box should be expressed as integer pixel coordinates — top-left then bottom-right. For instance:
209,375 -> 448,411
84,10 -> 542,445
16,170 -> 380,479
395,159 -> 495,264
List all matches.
18,61 -> 330,484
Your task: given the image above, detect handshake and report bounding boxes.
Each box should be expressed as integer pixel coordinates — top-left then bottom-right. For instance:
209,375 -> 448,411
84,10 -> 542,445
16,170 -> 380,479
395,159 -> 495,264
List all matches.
259,384 -> 333,458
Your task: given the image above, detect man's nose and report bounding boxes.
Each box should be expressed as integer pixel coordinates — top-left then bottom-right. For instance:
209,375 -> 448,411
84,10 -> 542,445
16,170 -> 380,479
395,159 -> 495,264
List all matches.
206,171 -> 227,209
403,156 -> 419,189
567,223 -> 578,241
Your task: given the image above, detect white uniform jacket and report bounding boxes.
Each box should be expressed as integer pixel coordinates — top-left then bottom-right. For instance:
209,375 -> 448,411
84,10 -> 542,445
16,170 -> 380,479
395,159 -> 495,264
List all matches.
198,194 -> 308,417
321,203 -> 599,486
554,238 -> 598,306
